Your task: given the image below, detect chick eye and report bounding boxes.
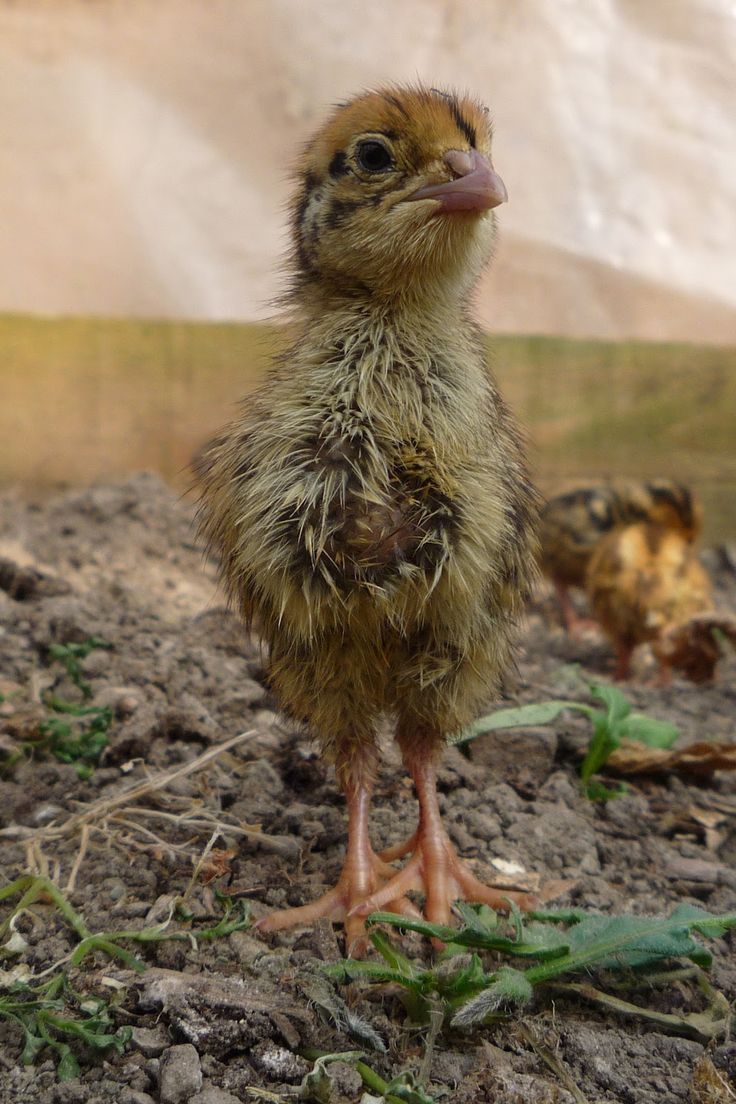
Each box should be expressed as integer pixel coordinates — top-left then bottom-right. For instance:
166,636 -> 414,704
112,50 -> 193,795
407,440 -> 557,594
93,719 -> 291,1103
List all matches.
355,140 -> 394,173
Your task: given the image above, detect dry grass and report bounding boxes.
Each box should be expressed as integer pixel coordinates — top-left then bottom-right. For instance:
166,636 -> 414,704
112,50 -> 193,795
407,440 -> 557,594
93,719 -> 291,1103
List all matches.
0,730 -> 293,893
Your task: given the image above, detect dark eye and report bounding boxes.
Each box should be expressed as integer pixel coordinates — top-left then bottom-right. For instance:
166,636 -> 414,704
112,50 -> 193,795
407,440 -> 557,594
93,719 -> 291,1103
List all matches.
355,140 -> 394,173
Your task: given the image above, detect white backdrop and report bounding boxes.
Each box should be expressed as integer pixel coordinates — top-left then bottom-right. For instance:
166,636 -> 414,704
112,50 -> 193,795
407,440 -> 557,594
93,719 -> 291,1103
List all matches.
2,0 -> 735,342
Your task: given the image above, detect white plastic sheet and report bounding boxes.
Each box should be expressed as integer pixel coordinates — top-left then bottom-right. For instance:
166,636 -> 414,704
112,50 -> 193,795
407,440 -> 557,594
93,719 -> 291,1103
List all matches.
1,0 -> 734,342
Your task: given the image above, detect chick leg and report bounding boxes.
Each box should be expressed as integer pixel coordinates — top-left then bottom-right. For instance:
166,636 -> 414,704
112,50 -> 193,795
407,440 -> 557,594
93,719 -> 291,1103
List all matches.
354,740 -> 534,926
555,582 -> 597,638
613,643 -> 634,679
256,774 -> 419,954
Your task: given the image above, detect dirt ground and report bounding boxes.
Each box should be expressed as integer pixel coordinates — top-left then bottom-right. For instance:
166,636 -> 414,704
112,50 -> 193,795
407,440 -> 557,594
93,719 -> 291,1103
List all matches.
0,473 -> 734,1104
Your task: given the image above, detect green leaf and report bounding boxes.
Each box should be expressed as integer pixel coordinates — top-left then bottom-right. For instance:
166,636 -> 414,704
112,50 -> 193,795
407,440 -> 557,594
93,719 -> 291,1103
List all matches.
382,1071 -> 440,1103
452,902 -> 498,935
20,1028 -> 46,1065
584,779 -> 627,801
370,928 -> 420,979
325,958 -> 426,993
589,682 -> 631,725
366,911 -> 568,961
620,713 -> 679,749
452,966 -> 533,1027
432,953 -> 488,1004
579,713 -> 620,786
452,699 -> 593,744
56,1047 -> 81,1082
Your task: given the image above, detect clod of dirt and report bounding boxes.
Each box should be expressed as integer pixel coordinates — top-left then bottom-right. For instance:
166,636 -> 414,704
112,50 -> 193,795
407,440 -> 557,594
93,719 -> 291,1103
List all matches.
0,557 -> 71,601
136,970 -> 306,1059
130,1026 -> 170,1058
467,725 -> 558,796
250,1041 -> 310,1084
159,1044 -> 203,1104
119,1092 -> 156,1104
190,1087 -> 244,1104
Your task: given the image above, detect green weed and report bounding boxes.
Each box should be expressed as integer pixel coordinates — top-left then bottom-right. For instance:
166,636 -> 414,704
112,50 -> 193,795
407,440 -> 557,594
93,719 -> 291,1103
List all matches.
47,638 -> 112,699
326,903 -> 734,1044
299,1048 -> 442,1103
0,874 -> 251,1080
3,638 -> 114,779
454,681 -> 679,798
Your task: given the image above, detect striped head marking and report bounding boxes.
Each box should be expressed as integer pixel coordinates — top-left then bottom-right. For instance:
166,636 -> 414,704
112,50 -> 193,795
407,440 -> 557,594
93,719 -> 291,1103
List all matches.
644,480 -> 701,541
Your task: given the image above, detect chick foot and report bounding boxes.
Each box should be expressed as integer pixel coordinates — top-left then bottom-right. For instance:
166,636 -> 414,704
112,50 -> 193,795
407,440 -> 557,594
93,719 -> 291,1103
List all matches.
354,756 -> 534,929
256,783 -> 420,954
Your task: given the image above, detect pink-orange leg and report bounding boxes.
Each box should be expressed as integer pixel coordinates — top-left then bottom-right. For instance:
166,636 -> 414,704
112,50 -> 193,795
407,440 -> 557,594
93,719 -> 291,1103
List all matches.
352,754 -> 535,928
613,643 -> 634,680
556,582 -> 598,639
255,781 -> 420,954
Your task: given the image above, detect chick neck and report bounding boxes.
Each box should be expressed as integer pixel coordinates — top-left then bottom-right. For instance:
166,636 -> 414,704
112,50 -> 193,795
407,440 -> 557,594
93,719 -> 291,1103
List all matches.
291,271 -> 478,353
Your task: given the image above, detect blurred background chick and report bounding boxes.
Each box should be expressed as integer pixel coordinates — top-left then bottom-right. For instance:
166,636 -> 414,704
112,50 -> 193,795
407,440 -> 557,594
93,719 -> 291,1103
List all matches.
539,479 -> 702,634
584,484 -> 712,679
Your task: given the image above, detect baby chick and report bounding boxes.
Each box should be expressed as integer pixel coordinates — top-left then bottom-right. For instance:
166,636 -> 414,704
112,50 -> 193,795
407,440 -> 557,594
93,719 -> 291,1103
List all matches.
195,85 -> 538,950
585,484 -> 712,679
540,479 -> 699,634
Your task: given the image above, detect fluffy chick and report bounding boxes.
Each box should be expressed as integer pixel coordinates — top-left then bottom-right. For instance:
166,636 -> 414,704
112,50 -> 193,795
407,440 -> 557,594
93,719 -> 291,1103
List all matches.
540,479 -> 699,634
585,485 -> 712,679
195,85 -> 539,950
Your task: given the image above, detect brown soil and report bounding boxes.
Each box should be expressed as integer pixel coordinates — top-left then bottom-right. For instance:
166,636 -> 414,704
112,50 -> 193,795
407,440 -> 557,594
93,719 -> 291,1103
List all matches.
0,474 -> 734,1104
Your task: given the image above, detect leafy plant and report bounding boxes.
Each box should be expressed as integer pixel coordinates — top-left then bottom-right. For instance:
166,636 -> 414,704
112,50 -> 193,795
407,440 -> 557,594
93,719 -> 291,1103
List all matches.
47,638 -> 112,699
299,1048 -> 443,1103
39,705 -> 113,780
0,971 -> 131,1083
326,903 -> 736,1043
1,638 -> 115,779
0,874 -> 252,1079
453,681 -> 679,798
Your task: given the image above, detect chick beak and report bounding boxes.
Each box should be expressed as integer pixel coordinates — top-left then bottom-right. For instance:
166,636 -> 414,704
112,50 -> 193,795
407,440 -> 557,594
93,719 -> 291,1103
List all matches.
408,148 -> 508,214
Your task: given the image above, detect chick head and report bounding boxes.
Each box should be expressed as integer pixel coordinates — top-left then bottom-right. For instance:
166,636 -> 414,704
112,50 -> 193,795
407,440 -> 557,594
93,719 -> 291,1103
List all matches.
641,480 -> 702,542
291,85 -> 506,304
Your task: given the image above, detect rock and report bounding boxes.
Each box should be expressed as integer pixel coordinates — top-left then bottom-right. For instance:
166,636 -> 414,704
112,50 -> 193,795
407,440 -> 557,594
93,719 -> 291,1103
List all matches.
136,968 -> 305,1058
153,701 -> 219,744
119,1093 -> 157,1104
229,930 -> 271,964
0,557 -> 71,601
95,684 -> 142,717
665,857 -> 736,888
250,1041 -> 310,1084
467,726 -> 558,795
190,1087 -> 243,1104
130,1025 -> 169,1058
327,1061 -> 366,1099
159,1044 -> 203,1104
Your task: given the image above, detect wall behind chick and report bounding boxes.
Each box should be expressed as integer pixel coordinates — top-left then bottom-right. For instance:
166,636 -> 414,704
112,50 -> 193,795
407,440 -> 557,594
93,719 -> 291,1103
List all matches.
2,0 -> 735,342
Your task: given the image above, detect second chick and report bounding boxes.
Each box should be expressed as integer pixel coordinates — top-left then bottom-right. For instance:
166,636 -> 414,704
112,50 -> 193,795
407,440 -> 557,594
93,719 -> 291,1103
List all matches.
540,478 -> 701,634
585,484 -> 713,679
